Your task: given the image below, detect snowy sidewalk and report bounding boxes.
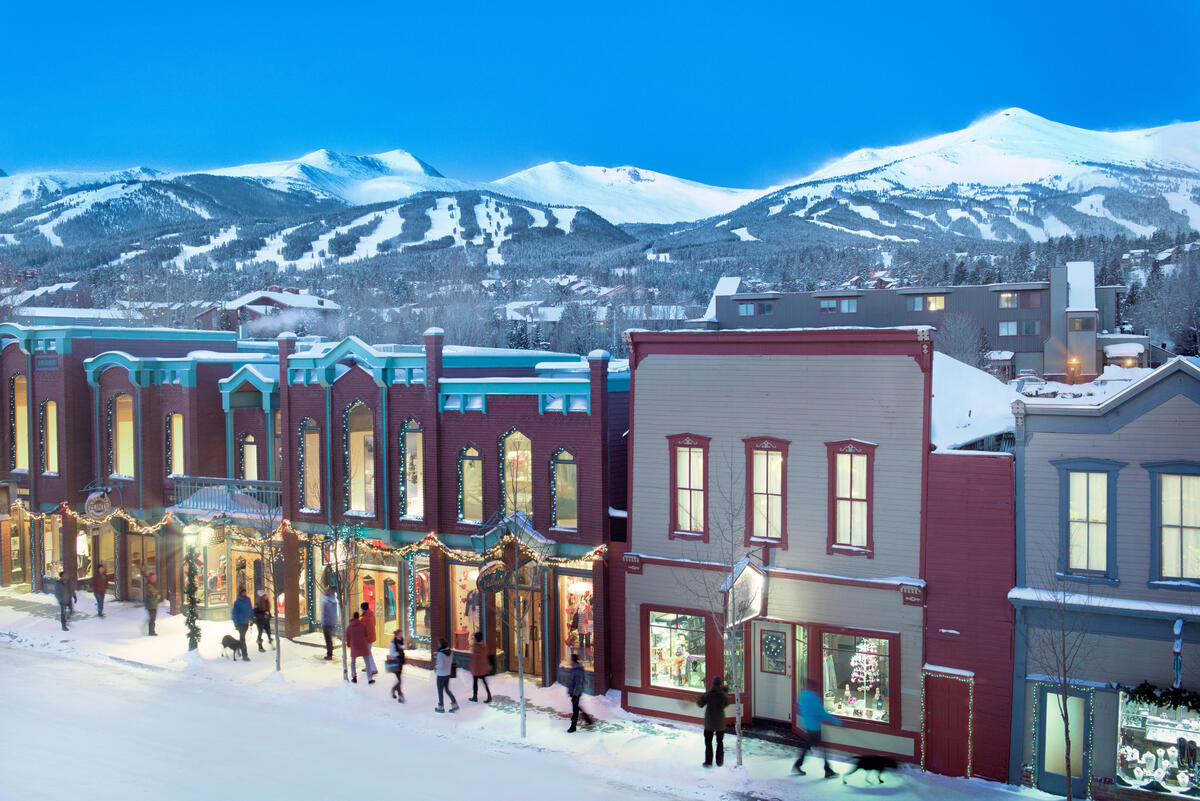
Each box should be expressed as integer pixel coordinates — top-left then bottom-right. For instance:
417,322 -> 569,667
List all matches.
0,588 -> 1049,801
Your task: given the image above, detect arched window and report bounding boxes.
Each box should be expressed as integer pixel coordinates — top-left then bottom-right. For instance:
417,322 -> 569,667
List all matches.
299,418 -> 321,511
400,418 -> 424,520
345,403 -> 375,514
109,394 -> 135,478
500,429 -> 532,517
40,400 -> 58,474
10,374 -> 28,471
459,446 -> 482,523
165,413 -> 184,476
551,450 -> 577,529
240,434 -> 258,481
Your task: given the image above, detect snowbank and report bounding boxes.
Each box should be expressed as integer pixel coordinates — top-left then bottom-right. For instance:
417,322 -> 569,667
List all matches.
931,352 -> 1021,450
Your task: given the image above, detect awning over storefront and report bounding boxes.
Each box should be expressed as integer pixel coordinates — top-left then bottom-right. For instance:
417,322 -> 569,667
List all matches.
471,511 -> 556,560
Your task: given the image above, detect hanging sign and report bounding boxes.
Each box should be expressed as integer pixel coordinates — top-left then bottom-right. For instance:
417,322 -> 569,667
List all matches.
476,560 -> 511,593
721,557 -> 766,627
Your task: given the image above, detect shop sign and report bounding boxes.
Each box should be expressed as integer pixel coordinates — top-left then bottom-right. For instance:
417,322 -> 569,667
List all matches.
900,583 -> 925,606
85,492 -> 112,521
476,560 -> 510,593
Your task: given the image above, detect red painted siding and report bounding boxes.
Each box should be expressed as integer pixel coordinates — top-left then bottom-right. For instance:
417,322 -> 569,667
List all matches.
925,451 -> 1014,783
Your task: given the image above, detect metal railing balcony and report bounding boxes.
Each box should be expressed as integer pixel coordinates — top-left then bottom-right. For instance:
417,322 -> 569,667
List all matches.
168,476 -> 282,517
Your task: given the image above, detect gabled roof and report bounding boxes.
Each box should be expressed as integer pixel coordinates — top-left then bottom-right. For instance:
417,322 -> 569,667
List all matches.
1018,357 -> 1200,428
225,290 -> 340,312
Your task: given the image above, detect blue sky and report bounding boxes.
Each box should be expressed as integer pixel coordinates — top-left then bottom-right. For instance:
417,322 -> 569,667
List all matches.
3,0 -> 1197,187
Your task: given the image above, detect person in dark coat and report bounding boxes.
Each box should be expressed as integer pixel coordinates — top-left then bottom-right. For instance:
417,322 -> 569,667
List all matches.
566,653 -> 595,732
53,571 -> 76,631
433,638 -> 459,713
144,574 -> 161,636
469,631 -> 492,703
92,565 -> 109,618
697,676 -> 730,767
231,588 -> 253,660
320,587 -> 338,660
387,630 -> 406,702
794,677 -> 842,777
346,612 -> 373,684
253,589 -> 273,652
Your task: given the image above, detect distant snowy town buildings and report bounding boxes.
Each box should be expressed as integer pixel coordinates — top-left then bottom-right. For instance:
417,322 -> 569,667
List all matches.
0,259 -> 1196,800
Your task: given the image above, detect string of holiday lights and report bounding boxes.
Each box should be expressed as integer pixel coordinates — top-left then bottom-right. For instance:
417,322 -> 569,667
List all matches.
920,669 -> 976,777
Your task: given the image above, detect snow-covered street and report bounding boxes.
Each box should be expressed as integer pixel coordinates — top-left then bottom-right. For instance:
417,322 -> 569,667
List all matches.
0,589 -> 1048,801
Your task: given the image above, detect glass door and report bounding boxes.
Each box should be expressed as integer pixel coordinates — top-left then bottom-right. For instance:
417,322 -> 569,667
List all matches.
1038,686 -> 1091,798
8,520 -> 28,585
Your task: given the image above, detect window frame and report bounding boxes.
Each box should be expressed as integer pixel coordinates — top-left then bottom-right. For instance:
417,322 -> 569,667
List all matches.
458,445 -> 483,524
1021,319 -> 1042,336
905,296 -> 922,312
826,440 -> 876,557
998,292 -> 1018,309
1051,458 -> 1124,585
737,302 -> 754,317
343,401 -> 376,517
999,321 -> 1017,337
1144,461 -> 1200,589
398,417 -> 424,521
1068,317 -> 1096,332
108,393 -> 135,479
926,295 -> 946,311
640,604 -> 715,699
40,400 -> 59,475
299,417 -> 322,512
757,302 -> 774,316
239,433 -> 258,481
814,625 -> 902,731
165,412 -> 184,477
499,428 -> 533,518
743,436 -> 789,548
839,298 -> 858,314
667,433 -> 711,541
10,373 -> 28,472
819,299 -> 838,313
550,448 -> 578,530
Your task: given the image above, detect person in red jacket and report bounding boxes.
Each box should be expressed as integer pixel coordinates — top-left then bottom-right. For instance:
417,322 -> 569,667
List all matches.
469,631 -> 492,703
359,602 -> 378,681
92,564 -> 110,618
346,612 -> 374,684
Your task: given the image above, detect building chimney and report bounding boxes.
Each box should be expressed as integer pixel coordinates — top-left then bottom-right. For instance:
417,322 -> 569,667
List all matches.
284,287 -> 300,295
588,349 -> 611,544
423,327 -> 445,401
268,285 -> 282,294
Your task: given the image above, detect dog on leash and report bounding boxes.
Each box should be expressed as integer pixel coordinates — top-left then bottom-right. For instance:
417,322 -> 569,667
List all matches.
220,634 -> 241,658
842,754 -> 899,784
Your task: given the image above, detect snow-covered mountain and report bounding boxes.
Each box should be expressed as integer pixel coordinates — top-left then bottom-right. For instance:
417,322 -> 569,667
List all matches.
0,166 -> 166,214
491,162 -> 766,225
646,108 -> 1200,254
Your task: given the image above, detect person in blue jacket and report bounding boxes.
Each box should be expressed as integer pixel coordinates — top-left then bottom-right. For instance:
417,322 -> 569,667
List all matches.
231,588 -> 254,661
794,677 -> 841,777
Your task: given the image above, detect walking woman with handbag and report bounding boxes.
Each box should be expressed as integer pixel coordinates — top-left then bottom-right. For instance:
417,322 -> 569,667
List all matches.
386,630 -> 406,702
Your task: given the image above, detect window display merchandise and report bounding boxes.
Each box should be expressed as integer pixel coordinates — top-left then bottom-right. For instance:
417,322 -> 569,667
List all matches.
1118,692 -> 1200,795
649,611 -> 706,690
559,576 -> 593,668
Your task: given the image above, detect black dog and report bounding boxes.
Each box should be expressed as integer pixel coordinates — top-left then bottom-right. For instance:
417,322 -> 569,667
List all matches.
220,634 -> 241,658
842,755 -> 899,784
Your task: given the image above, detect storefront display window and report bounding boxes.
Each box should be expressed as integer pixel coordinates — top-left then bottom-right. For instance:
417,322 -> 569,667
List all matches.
794,626 -> 809,698
1118,691 -> 1200,794
559,575 -> 593,668
821,632 -> 890,723
648,610 -> 706,691
75,529 -> 92,582
203,544 -> 229,606
406,551 -> 431,646
42,516 -> 62,576
450,563 -> 484,651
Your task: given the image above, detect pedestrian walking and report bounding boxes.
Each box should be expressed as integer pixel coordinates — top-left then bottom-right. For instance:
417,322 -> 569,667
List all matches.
144,574 -> 160,636
386,630 -> 406,702
92,565 -> 109,618
469,631 -> 492,703
53,571 -> 76,631
253,588 -> 273,652
231,588 -> 253,660
566,653 -> 594,732
433,638 -> 459,713
697,676 -> 729,766
359,602 -> 378,680
321,587 -> 338,660
793,677 -> 842,778
346,612 -> 374,684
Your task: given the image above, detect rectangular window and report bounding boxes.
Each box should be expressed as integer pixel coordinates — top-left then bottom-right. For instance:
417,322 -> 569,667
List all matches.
560,576 -> 594,668
302,429 -> 321,510
757,302 -> 774,315
822,632 -> 891,724
905,296 -> 923,312
459,448 -> 483,523
820,299 -> 838,313
553,454 -> 578,529
760,629 -> 787,674
1069,317 -> 1096,332
749,446 -> 784,542
43,402 -> 59,474
1021,319 -> 1041,335
675,445 -> 705,535
1161,474 -> 1200,579
647,610 -> 706,690
737,303 -> 754,317
1067,471 -> 1107,573
403,430 -> 424,519
998,292 -> 1018,309
836,452 -> 868,547
999,321 -> 1017,337
169,414 -> 184,476
1026,292 -> 1043,309
113,396 -> 135,478
926,295 -> 946,311
839,298 -> 857,313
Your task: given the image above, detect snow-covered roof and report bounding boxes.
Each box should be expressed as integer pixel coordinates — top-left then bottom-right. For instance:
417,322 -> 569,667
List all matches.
1103,343 -> 1144,358
930,352 -> 1021,450
15,306 -> 137,321
1020,358 -> 1197,411
0,281 -> 81,307
704,276 -> 741,321
225,290 -> 340,311
986,350 -> 1014,361
1065,261 -> 1097,312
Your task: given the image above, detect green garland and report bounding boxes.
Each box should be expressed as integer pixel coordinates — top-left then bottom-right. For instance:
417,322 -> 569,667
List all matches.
185,548 -> 201,650
1121,680 -> 1200,714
